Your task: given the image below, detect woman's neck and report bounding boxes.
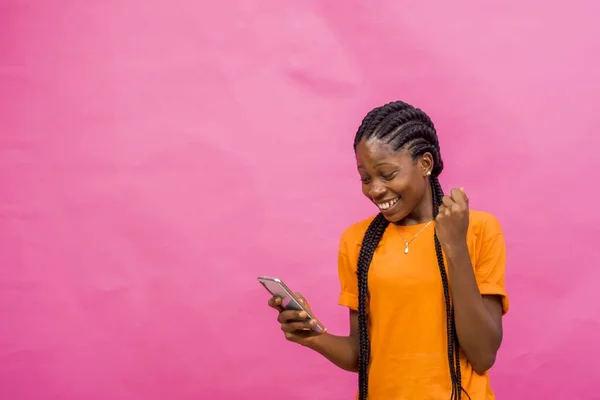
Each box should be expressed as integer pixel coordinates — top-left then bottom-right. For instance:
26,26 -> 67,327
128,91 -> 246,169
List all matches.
393,214 -> 433,226
394,186 -> 434,226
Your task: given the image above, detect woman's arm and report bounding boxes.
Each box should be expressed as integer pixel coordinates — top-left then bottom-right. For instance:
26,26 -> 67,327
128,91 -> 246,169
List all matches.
445,245 -> 503,374
435,188 -> 506,374
302,309 -> 360,372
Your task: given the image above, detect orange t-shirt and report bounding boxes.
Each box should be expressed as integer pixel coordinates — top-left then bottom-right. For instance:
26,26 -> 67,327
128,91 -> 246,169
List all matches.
338,210 -> 509,400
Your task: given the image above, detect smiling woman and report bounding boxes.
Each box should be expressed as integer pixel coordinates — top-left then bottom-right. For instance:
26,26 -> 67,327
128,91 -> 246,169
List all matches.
267,100 -> 508,400
356,142 -> 434,225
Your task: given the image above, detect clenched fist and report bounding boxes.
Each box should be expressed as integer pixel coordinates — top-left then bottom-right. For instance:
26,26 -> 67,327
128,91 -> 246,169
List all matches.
435,187 -> 470,252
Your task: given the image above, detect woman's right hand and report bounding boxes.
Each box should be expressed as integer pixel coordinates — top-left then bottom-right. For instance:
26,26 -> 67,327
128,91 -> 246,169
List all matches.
268,293 -> 325,344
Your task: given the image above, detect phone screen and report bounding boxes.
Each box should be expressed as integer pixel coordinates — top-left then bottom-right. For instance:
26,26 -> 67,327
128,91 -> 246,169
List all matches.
258,277 -> 326,333
260,279 -> 303,311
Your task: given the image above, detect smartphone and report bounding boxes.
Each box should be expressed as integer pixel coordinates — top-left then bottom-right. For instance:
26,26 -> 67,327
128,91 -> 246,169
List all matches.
257,276 -> 326,333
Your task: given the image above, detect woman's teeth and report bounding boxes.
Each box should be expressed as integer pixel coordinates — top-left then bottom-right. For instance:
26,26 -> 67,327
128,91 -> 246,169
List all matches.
377,198 -> 399,210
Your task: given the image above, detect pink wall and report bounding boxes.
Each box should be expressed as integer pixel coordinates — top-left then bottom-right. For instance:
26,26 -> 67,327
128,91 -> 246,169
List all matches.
1,1 -> 599,399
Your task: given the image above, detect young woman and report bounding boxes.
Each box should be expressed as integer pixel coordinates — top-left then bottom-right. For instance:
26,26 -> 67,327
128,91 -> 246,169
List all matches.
267,101 -> 509,400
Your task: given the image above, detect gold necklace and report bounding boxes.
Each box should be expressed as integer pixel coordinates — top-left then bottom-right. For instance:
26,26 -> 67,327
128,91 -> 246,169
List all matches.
396,220 -> 434,254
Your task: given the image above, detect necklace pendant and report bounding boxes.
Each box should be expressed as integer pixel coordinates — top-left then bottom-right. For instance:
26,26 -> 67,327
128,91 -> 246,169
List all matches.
404,243 -> 409,254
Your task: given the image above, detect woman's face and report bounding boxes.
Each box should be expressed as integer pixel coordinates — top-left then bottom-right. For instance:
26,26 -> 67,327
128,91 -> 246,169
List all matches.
355,138 -> 433,224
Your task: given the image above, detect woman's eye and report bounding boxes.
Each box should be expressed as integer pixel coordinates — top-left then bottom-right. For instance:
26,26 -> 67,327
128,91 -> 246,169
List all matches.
360,177 -> 371,184
382,172 -> 396,180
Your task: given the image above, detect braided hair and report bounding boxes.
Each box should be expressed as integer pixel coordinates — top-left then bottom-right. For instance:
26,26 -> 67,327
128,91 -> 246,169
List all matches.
353,101 -> 468,400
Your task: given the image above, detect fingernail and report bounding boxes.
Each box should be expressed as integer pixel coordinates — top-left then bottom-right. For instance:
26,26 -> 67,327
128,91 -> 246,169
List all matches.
275,298 -> 281,304
299,311 -> 307,318
310,319 -> 317,326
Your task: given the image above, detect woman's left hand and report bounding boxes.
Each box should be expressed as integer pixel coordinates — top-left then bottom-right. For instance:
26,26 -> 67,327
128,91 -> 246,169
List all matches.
435,187 -> 470,252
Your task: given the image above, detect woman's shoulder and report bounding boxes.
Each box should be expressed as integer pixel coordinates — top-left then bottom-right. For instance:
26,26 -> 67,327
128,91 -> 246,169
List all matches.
468,210 -> 504,238
339,214 -> 380,247
338,210 -> 504,245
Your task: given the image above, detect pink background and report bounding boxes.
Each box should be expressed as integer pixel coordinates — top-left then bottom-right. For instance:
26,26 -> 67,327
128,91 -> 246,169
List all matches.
1,1 -> 599,399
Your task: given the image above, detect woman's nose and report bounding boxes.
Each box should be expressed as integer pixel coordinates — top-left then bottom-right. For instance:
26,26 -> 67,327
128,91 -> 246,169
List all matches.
368,180 -> 386,199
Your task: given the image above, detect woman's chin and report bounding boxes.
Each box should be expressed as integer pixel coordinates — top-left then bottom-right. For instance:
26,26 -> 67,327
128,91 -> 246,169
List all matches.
379,207 -> 406,223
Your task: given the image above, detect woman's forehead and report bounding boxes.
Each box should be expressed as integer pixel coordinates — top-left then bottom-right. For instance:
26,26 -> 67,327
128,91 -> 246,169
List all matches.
356,139 -> 411,166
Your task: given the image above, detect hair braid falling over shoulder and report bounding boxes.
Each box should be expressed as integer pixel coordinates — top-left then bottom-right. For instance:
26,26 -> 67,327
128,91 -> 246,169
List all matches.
356,214 -> 389,399
353,101 -> 470,400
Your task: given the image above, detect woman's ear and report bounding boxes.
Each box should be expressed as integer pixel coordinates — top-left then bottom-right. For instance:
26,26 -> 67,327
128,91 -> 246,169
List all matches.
419,152 -> 434,176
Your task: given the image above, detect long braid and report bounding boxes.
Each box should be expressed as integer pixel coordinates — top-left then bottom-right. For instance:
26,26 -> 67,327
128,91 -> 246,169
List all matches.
356,214 -> 389,400
352,101 -> 468,399
432,176 -> 460,399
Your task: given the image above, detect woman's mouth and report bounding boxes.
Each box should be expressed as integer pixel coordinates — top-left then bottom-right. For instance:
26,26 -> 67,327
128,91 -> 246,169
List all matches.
376,197 -> 399,211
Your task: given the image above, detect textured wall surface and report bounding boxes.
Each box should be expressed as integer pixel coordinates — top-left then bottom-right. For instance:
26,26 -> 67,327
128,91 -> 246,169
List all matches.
1,1 -> 599,399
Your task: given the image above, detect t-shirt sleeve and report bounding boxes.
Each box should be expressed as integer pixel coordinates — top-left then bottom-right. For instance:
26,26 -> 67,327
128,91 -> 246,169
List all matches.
337,233 -> 358,311
475,215 -> 510,315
